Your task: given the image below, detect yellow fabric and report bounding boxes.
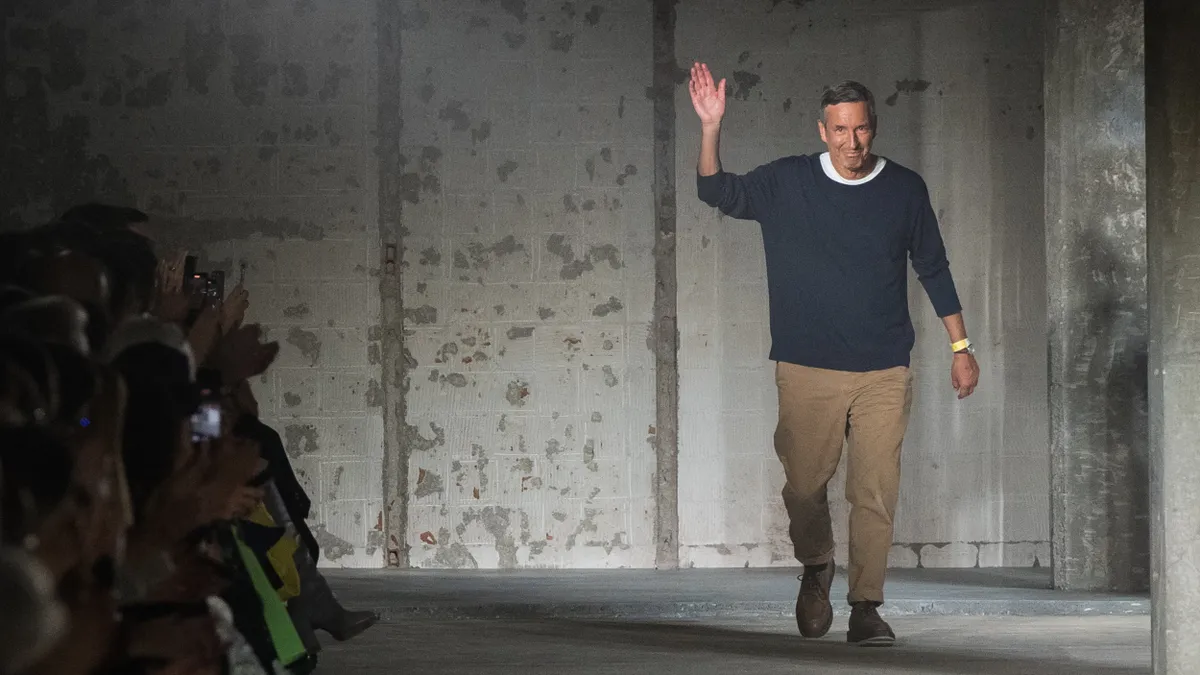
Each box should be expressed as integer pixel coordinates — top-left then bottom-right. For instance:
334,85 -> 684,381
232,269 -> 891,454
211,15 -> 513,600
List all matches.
950,338 -> 971,353
248,504 -> 302,601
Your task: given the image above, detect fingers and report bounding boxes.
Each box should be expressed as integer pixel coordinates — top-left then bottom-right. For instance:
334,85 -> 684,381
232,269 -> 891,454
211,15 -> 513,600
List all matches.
690,62 -> 714,92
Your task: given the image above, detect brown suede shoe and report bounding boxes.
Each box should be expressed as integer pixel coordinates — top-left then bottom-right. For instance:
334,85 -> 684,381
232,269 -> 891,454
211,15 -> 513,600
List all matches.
795,563 -> 835,638
847,602 -> 895,646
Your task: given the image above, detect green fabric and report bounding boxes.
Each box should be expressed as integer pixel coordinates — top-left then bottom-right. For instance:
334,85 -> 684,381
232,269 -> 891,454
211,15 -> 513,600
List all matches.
234,527 -> 307,666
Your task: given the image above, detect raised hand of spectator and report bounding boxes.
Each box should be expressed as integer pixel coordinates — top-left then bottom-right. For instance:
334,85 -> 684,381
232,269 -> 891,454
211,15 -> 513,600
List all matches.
186,305 -> 221,364
219,284 -> 249,334
209,323 -> 278,385
153,251 -> 189,324
196,436 -> 264,523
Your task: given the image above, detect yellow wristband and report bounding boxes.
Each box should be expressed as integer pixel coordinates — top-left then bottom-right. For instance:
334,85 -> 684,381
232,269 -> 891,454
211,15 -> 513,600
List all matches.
951,338 -> 971,353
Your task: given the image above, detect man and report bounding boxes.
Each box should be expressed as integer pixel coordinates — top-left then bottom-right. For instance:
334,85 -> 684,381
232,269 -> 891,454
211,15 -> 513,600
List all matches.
689,63 -> 980,646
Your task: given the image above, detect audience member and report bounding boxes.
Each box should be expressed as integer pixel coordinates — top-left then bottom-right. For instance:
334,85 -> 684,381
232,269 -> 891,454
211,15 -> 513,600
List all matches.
0,204 -> 377,675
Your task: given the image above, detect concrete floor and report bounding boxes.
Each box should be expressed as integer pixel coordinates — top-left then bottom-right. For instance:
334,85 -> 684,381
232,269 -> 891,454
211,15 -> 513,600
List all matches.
316,569 -> 1151,673
323,567 -> 1149,619
317,616 -> 1151,674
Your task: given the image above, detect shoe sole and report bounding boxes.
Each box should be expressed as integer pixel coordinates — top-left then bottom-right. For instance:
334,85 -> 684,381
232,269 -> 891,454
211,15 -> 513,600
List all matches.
848,635 -> 895,647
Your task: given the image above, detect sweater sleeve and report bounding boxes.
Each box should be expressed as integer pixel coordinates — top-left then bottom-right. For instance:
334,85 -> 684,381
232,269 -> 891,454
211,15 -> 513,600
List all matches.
696,160 -> 780,221
908,179 -> 963,318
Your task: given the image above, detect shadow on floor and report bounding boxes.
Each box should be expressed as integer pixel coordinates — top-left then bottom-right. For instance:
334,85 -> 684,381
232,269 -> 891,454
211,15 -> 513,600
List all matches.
509,619 -> 1145,675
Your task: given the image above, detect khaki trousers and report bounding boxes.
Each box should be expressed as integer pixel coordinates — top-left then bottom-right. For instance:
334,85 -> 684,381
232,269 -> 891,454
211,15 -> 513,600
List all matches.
773,361 -> 913,605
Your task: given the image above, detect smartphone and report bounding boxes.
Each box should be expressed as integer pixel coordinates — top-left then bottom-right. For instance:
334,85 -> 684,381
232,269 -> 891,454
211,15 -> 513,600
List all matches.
191,398 -> 222,442
206,269 -> 225,307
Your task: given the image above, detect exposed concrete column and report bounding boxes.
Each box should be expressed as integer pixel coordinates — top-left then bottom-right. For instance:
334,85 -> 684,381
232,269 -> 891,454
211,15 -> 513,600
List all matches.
1146,1 -> 1200,671
1044,0 -> 1149,592
651,0 -> 680,570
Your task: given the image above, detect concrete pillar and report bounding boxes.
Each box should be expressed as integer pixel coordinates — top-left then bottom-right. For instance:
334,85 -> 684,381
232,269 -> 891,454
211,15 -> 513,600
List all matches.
1044,0 -> 1149,592
1146,1 -> 1200,671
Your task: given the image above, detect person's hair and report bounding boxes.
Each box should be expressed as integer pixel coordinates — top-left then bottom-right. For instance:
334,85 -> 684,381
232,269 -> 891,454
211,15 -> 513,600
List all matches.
820,80 -> 877,130
37,221 -> 157,317
57,203 -> 148,229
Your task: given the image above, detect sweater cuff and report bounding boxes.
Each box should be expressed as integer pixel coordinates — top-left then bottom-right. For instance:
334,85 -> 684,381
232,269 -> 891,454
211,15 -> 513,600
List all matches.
923,274 -> 963,318
696,170 -> 724,204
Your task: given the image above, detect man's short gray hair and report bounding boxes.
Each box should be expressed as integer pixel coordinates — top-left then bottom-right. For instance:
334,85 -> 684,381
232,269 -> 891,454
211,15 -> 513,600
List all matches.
820,80 -> 877,130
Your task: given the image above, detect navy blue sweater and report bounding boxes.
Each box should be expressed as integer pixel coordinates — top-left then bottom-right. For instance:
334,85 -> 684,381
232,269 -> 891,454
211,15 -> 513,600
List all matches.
697,153 -> 961,372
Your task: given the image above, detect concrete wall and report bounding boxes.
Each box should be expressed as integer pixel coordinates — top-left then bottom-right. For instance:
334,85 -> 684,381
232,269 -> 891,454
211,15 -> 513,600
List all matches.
1045,0 -> 1147,592
396,0 -> 659,568
673,0 -> 1049,569
3,0 -> 1049,569
3,0 -> 388,567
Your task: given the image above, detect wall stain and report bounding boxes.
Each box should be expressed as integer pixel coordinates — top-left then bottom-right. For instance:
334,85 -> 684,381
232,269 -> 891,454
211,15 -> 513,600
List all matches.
183,19 -> 225,95
284,422 -> 319,456
592,296 -> 624,317
730,71 -> 762,101
414,468 -> 445,498
283,392 -> 303,407
496,159 -> 520,182
538,307 -> 556,320
458,235 -> 526,275
229,33 -> 278,106
885,78 -> 932,106
400,8 -> 431,30
404,304 -> 438,324
284,302 -> 311,318
584,5 -> 605,26
319,62 -> 354,102
435,341 -> 459,363
287,327 -> 322,365
504,32 -> 527,49
3,67 -> 135,225
472,120 -> 492,144
399,146 -> 442,204
445,373 -> 468,388
506,379 -> 531,406
601,365 -> 619,388
313,524 -> 355,561
366,379 -> 384,407
45,22 -> 87,91
439,100 -> 472,131
419,246 -> 442,266
549,31 -> 575,53
282,62 -> 309,97
403,421 -> 446,454
431,527 -> 478,568
500,0 -> 529,23
506,326 -> 535,339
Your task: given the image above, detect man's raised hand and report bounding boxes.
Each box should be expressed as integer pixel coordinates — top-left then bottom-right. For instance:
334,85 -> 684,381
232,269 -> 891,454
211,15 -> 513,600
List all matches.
689,62 -> 726,127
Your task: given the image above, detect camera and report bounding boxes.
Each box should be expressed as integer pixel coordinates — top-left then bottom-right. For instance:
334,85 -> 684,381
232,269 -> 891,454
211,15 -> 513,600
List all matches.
191,391 -> 222,442
182,255 -> 225,311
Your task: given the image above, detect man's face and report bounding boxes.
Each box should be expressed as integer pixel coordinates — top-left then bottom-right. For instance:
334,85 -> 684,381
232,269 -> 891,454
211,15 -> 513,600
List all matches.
818,101 -> 875,175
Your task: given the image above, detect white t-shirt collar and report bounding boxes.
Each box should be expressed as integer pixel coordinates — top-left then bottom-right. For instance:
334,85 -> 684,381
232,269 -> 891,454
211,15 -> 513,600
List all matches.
820,152 -> 886,185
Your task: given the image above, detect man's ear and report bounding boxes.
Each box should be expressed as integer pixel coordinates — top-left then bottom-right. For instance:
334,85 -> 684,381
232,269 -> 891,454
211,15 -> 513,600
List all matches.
818,120 -> 827,144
